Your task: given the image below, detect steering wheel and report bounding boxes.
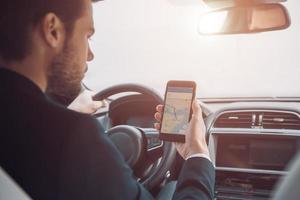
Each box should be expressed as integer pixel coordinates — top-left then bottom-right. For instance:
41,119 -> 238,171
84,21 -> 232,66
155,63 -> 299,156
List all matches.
93,84 -> 176,190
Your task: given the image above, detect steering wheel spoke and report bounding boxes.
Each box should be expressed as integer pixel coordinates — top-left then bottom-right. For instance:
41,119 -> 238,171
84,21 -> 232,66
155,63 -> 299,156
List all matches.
137,128 -> 163,162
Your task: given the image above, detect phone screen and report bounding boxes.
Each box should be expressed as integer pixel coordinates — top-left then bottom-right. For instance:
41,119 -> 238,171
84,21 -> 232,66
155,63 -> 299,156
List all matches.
161,86 -> 194,135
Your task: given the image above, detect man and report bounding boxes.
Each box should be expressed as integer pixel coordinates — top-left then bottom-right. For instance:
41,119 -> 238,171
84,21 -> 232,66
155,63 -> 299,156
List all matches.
0,0 -> 215,199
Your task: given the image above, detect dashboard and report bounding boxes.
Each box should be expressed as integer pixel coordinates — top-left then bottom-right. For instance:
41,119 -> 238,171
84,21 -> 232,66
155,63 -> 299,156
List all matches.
97,95 -> 300,200
108,94 -> 157,128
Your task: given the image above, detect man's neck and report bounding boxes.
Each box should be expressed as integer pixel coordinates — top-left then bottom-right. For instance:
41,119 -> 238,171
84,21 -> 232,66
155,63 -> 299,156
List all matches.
0,58 -> 47,92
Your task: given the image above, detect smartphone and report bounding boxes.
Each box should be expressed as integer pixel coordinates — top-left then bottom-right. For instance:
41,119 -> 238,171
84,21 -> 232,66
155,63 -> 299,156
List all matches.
159,80 -> 196,143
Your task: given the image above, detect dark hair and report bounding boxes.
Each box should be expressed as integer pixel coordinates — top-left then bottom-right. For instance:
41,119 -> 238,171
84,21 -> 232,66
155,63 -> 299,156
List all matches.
0,0 -> 84,61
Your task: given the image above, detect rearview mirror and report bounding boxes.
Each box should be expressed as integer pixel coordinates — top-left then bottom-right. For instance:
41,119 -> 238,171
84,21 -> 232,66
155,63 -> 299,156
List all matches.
198,3 -> 290,35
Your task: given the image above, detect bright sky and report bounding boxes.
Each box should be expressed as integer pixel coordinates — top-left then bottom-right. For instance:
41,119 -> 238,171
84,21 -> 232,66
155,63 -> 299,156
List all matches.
84,0 -> 300,98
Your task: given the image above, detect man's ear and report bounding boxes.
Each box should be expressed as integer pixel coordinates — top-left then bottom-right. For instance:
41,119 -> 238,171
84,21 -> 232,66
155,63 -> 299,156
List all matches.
41,13 -> 65,49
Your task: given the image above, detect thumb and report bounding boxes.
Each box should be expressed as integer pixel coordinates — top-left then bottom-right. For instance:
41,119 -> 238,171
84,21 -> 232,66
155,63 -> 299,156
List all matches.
192,99 -> 202,119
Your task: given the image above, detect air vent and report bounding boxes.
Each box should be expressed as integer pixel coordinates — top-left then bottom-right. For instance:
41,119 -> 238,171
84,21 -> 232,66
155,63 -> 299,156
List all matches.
262,111 -> 300,130
214,112 -> 254,128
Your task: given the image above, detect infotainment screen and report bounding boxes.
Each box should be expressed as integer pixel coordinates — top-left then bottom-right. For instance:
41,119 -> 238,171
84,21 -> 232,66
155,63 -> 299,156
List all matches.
216,135 -> 299,171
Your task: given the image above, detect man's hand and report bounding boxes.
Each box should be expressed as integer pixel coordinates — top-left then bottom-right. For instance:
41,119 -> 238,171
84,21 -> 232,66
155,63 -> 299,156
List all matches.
68,90 -> 107,114
154,100 -> 210,160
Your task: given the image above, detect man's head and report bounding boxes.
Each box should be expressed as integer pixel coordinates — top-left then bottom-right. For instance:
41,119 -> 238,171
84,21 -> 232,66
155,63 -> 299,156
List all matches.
0,0 -> 95,105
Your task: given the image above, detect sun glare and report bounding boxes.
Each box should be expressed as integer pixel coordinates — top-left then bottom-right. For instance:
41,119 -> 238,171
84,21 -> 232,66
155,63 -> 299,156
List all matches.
198,11 -> 228,34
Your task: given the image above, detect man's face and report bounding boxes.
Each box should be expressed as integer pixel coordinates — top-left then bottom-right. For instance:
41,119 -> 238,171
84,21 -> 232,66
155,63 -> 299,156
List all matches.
47,0 -> 94,105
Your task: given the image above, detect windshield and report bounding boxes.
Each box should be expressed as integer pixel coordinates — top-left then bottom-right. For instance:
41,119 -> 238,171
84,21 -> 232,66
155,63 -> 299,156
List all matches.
84,0 -> 300,98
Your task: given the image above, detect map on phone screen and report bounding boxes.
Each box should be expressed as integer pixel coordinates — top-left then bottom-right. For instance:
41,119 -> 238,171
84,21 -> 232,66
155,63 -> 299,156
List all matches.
161,87 -> 193,134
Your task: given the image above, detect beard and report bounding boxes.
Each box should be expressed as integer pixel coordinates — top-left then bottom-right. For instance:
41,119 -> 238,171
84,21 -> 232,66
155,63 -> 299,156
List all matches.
46,42 -> 85,106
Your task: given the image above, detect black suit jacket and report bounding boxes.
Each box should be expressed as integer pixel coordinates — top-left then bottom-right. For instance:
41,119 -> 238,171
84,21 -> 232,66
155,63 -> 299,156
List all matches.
0,68 -> 215,200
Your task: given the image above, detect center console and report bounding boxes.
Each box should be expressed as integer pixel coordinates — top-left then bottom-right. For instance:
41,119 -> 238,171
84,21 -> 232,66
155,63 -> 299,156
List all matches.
210,131 -> 300,200
216,134 -> 298,172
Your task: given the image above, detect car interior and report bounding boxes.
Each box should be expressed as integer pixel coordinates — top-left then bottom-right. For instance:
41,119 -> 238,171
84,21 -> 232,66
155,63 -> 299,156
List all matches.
1,0 -> 300,199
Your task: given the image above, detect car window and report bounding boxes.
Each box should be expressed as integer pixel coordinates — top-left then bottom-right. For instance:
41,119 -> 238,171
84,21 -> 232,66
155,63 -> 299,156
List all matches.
84,0 -> 300,98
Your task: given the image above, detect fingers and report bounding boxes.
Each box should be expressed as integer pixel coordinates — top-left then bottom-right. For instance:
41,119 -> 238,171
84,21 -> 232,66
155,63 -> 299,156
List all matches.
154,104 -> 164,130
154,105 -> 163,130
91,99 -> 108,112
101,99 -> 108,108
92,100 -> 104,109
154,112 -> 162,122
154,123 -> 160,130
155,104 -> 163,122
156,104 -> 163,112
